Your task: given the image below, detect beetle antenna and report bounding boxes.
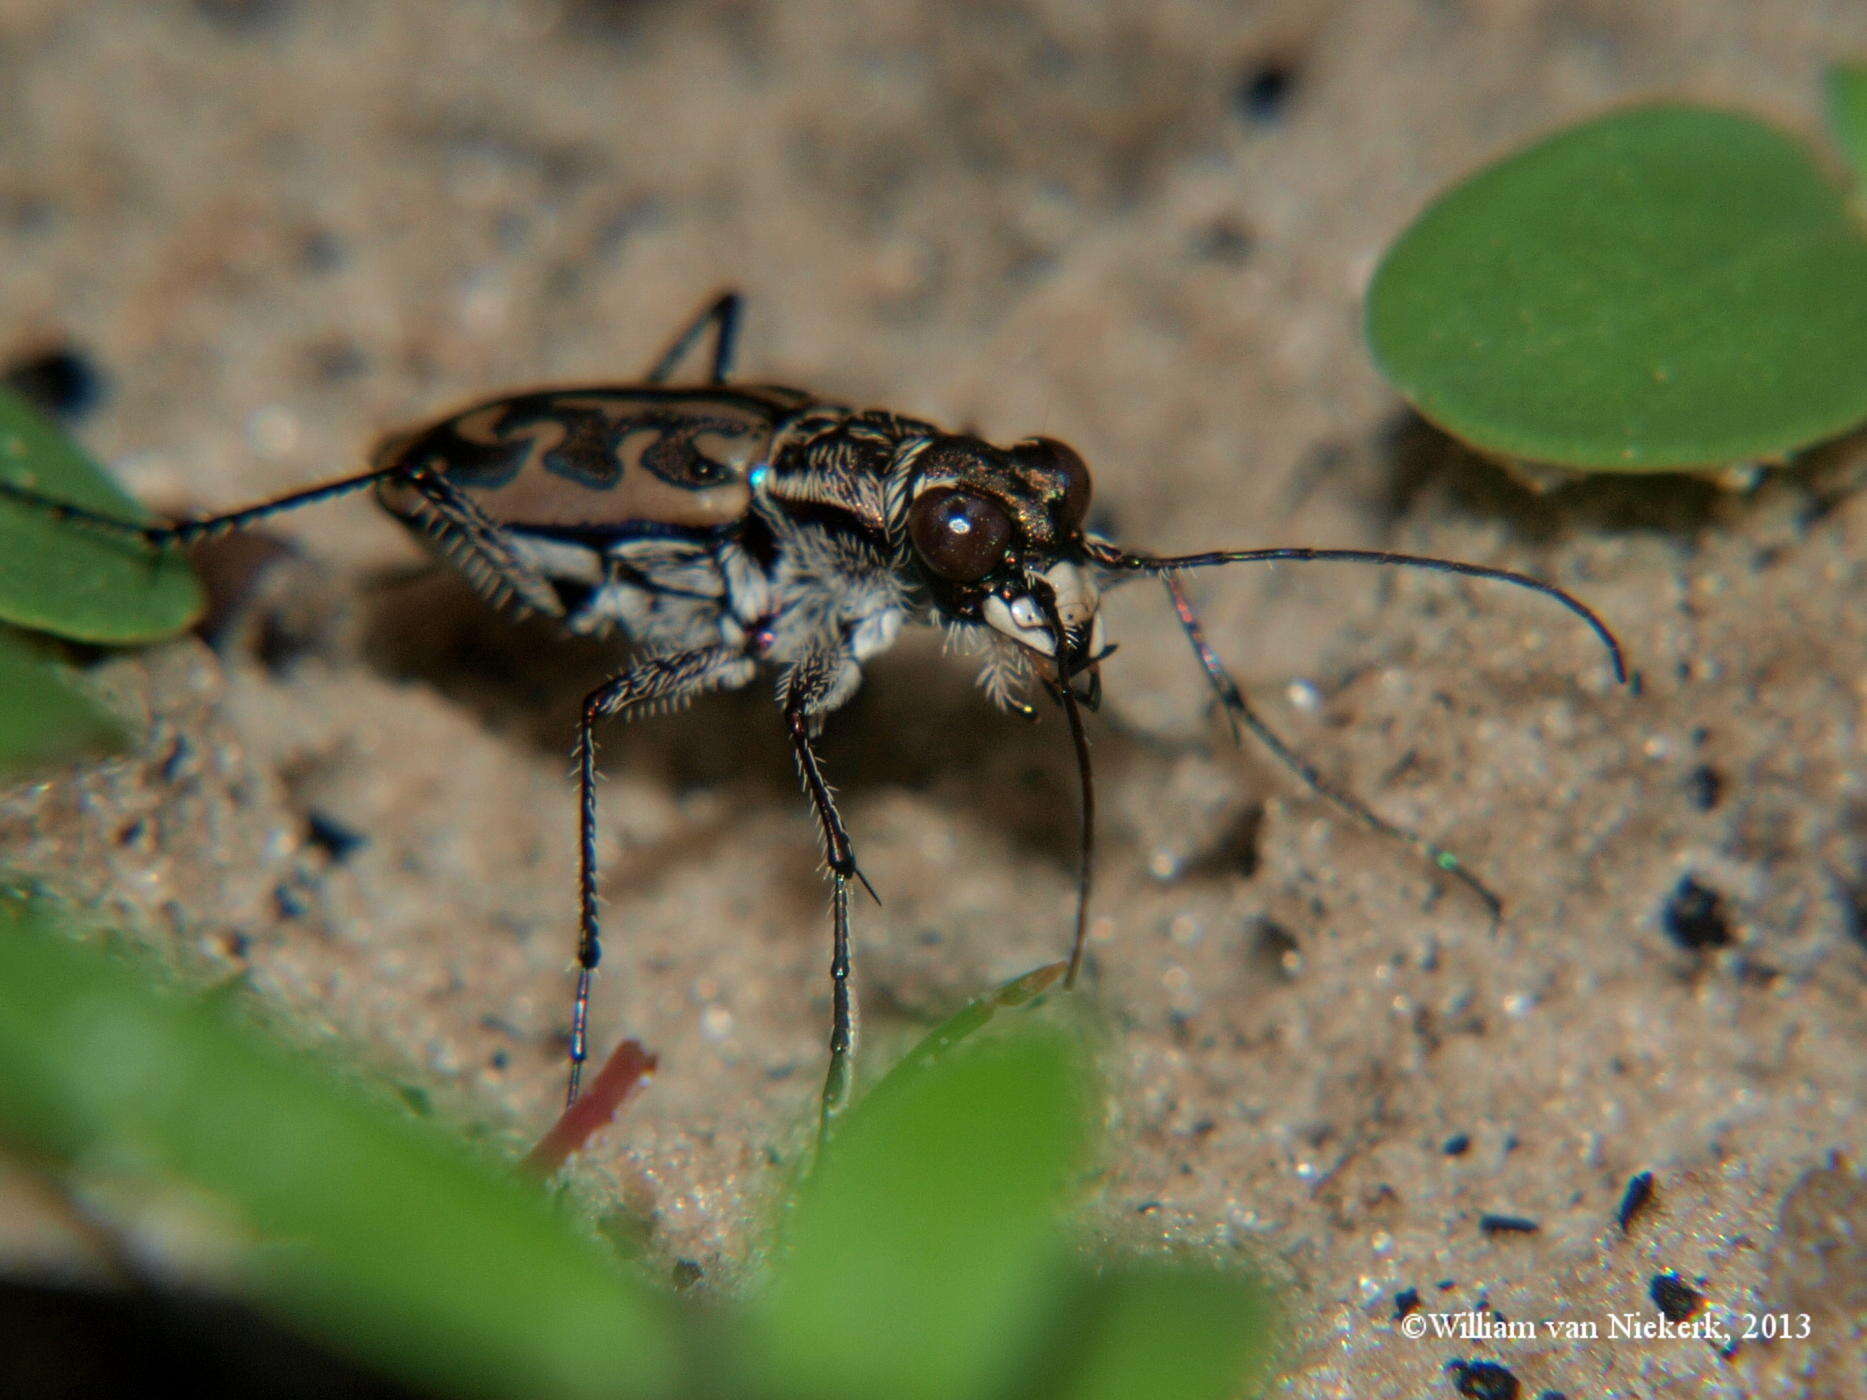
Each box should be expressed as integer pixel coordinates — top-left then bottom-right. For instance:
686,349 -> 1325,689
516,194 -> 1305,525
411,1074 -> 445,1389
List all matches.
1161,571 -> 1502,926
1086,541 -> 1627,685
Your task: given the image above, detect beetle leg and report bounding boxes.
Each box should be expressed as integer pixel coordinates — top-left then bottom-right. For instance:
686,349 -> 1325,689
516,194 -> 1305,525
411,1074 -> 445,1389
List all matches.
1159,572 -> 1502,925
570,646 -> 757,1106
1046,675 -> 1096,987
779,650 -> 875,1136
1030,582 -> 1098,988
0,462 -> 404,551
396,468 -> 569,620
647,291 -> 744,385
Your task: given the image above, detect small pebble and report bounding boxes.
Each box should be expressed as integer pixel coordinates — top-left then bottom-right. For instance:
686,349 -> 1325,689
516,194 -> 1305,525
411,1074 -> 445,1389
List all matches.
274,881 -> 309,920
1446,1358 -> 1519,1400
1684,764 -> 1723,812
1615,1170 -> 1656,1232
1649,1271 -> 1704,1322
1479,1213 -> 1539,1235
306,809 -> 368,864
1233,61 -> 1297,124
1661,875 -> 1732,950
1190,218 -> 1253,264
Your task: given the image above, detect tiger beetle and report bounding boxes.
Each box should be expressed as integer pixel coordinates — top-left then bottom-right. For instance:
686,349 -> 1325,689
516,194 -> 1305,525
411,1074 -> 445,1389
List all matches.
0,294 -> 1627,1133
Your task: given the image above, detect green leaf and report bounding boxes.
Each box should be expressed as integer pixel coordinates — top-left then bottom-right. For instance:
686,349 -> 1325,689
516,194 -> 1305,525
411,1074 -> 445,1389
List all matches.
0,388 -> 203,643
1826,64 -> 1867,190
1029,1261 -> 1275,1400
0,625 -> 129,777
754,1020 -> 1096,1400
887,959 -> 1069,1078
1367,104 -> 1867,472
0,907 -> 678,1400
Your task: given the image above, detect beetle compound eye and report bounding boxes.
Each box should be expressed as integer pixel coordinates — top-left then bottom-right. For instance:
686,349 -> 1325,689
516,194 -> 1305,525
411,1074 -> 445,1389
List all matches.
1014,437 -> 1092,530
909,487 -> 1013,582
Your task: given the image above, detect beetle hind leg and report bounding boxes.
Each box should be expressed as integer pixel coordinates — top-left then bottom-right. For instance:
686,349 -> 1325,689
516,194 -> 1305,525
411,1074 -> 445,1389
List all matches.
647,291 -> 744,385
568,645 -> 757,1106
0,462 -> 404,552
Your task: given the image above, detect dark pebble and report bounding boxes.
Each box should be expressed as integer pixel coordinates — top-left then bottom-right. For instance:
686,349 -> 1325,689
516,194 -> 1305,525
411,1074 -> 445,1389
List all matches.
1615,1170 -> 1656,1232
1446,1358 -> 1520,1400
306,809 -> 368,864
1831,869 -> 1866,949
1233,62 -> 1296,124
1661,875 -> 1733,950
1190,218 -> 1254,264
1684,764 -> 1723,811
1479,1214 -> 1539,1235
1649,1271 -> 1704,1322
273,881 -> 309,920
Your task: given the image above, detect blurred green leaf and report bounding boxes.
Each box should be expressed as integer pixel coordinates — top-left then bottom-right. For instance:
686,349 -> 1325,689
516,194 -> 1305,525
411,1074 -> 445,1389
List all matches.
0,907 -> 678,1400
0,919 -> 1276,1400
1368,104 -> 1867,472
0,387 -> 202,643
1027,1261 -> 1274,1400
1826,64 -> 1867,190
0,625 -> 129,777
755,1020 -> 1096,1400
888,960 -> 1068,1078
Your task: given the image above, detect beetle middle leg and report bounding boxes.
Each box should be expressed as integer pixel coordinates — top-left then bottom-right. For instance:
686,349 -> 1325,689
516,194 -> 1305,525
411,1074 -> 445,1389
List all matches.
570,645 -> 757,1105
397,469 -> 569,621
647,291 -> 743,386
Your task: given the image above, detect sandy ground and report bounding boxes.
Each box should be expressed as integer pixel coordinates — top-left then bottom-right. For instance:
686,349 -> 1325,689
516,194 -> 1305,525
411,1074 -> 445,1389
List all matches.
1,2 -> 1863,1396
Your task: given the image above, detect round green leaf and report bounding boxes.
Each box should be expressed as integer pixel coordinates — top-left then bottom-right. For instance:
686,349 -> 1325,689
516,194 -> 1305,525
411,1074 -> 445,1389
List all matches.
0,388 -> 203,643
1826,64 -> 1867,191
0,627 -> 129,778
1367,104 -> 1867,471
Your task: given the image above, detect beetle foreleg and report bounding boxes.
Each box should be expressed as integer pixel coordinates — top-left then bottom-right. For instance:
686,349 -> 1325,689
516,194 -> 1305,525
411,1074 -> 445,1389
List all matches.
569,645 -> 757,1106
1047,675 -> 1097,987
780,650 -> 877,1136
1029,581 -> 1099,989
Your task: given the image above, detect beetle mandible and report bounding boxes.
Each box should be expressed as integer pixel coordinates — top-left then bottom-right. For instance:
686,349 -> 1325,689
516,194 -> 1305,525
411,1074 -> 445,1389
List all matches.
1,293 -> 1627,1128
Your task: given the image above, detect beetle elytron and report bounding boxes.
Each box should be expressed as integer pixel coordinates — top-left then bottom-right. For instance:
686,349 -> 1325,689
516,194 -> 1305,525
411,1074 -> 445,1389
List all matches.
1,294 -> 1625,1128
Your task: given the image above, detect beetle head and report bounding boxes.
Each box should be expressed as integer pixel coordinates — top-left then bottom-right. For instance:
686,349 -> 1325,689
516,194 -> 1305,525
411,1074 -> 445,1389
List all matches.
904,434 -> 1105,691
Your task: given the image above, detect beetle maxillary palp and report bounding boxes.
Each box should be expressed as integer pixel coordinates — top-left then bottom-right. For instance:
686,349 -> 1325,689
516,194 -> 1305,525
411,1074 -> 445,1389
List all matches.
980,560 -> 1102,663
